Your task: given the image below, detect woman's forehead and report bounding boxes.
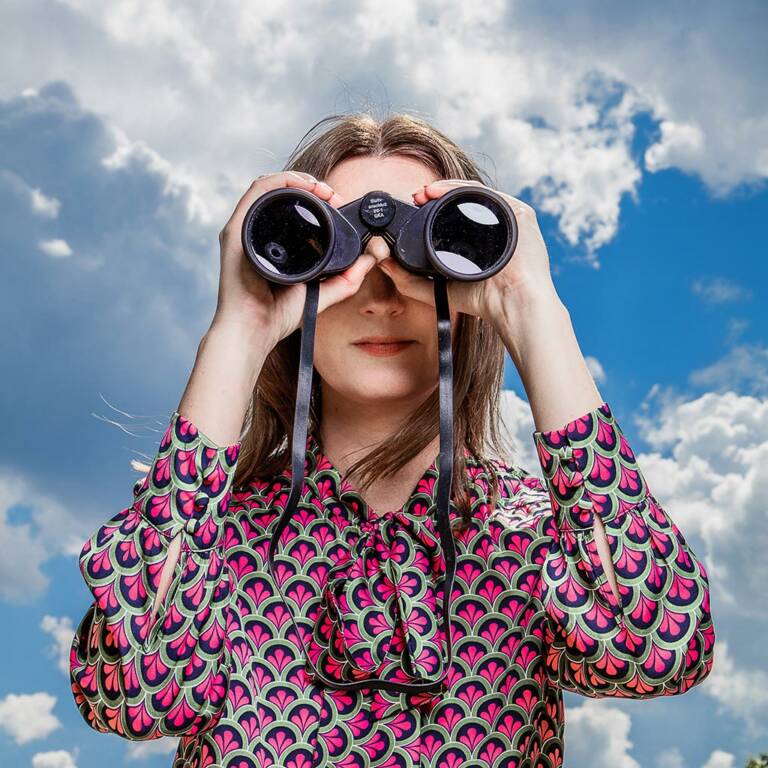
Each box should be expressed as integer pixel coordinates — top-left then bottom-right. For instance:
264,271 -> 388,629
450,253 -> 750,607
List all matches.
326,155 -> 439,202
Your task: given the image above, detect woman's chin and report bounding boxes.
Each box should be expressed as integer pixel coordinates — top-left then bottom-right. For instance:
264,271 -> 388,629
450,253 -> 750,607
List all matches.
340,375 -> 430,403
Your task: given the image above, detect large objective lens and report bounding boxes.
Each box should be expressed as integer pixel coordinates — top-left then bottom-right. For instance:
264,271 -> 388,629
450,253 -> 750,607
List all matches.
245,195 -> 331,279
429,193 -> 509,276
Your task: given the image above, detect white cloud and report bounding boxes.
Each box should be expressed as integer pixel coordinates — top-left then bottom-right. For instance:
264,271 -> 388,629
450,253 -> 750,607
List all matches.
633,389 -> 768,620
691,276 -> 752,305
656,747 -> 736,768
32,750 -> 79,768
125,739 -> 179,761
0,0 -> 761,265
687,344 -> 768,398
0,692 -> 61,744
585,355 -> 607,384
657,747 -> 686,768
38,238 -> 73,258
702,750 -> 737,768
29,187 -> 61,218
565,700 -> 640,768
40,615 -> 76,675
705,639 -> 768,740
0,169 -> 61,218
645,120 -> 706,174
0,468 -> 89,603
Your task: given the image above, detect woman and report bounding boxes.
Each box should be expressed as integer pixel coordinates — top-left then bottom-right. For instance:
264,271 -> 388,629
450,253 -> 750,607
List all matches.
69,112 -> 715,768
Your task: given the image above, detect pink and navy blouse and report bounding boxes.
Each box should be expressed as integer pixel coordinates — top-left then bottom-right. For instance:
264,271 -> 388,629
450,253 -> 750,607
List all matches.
69,401 -> 715,767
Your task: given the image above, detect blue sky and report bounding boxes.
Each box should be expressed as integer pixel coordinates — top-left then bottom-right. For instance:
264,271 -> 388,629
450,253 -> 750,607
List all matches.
1,2 -> 766,767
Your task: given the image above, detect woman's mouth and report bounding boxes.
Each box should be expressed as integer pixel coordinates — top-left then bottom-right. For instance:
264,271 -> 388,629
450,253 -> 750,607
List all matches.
351,337 -> 416,357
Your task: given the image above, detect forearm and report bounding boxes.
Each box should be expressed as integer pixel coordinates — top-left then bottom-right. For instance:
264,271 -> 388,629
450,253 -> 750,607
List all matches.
495,287 -> 621,604
177,319 -> 274,447
150,319 -> 273,619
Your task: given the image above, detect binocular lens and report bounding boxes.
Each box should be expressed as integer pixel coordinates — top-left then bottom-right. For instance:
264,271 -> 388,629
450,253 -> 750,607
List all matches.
429,193 -> 510,276
245,196 -> 331,278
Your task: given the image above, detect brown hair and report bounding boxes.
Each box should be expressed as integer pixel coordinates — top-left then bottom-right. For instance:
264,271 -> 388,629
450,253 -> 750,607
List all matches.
232,110 -> 517,535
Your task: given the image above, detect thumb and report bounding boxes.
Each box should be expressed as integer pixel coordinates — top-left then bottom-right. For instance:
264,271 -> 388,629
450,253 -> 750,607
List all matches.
316,253 -> 377,313
378,257 -> 436,307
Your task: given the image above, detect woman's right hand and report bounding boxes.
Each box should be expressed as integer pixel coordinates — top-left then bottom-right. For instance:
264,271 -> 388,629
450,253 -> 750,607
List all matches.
212,171 -> 377,349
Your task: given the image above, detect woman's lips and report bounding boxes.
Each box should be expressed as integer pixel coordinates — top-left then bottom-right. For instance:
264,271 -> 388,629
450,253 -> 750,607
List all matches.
352,340 -> 416,356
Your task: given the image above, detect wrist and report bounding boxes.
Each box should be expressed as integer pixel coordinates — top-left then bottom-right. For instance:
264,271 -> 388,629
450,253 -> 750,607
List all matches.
205,315 -> 277,358
201,323 -> 275,393
493,286 -> 571,363
491,281 -> 567,329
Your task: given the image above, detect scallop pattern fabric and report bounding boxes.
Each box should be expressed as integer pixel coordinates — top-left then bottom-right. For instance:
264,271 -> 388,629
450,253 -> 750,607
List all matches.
70,401 -> 716,767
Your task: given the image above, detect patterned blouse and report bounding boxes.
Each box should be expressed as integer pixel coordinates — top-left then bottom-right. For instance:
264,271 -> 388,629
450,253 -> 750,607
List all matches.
69,401 -> 715,768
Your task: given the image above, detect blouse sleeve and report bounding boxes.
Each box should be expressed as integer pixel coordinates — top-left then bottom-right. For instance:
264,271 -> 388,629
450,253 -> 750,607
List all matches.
532,401 -> 715,699
69,409 -> 242,740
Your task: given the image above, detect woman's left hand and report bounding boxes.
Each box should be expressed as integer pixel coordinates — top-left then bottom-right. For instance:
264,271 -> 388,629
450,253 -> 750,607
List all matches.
377,179 -> 562,330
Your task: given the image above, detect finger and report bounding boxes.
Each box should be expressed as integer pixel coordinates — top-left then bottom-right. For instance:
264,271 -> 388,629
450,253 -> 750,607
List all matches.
316,253 -> 378,314
226,172 -> 339,231
378,258 -> 436,307
414,180 -> 536,219
282,171 -> 346,207
412,178 -> 488,205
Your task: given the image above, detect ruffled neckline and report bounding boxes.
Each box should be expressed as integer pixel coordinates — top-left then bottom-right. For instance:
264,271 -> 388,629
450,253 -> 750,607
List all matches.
305,428 -> 443,523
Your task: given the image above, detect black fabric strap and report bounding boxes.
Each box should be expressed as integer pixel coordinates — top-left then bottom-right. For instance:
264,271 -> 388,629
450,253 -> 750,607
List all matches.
266,276 -> 457,694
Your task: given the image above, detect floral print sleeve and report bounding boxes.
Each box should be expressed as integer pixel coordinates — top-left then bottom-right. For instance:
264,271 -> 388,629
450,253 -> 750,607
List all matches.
69,409 -> 242,739
531,401 -> 715,698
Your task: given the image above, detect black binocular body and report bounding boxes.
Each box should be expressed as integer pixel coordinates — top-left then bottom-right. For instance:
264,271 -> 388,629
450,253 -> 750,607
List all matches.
241,185 -> 518,286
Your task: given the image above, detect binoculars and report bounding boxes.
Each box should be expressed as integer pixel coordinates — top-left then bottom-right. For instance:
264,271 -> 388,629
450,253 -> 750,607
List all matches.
241,185 -> 518,285
241,182 -> 518,696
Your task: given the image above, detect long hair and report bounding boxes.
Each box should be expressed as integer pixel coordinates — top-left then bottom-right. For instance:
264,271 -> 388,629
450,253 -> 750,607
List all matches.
232,110 -> 518,535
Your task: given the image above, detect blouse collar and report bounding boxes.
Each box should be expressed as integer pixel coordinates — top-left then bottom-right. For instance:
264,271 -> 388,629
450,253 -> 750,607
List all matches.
304,428 -> 444,522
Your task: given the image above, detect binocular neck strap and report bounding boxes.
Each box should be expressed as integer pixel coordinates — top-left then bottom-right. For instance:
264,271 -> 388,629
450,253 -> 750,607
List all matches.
266,276 -> 457,694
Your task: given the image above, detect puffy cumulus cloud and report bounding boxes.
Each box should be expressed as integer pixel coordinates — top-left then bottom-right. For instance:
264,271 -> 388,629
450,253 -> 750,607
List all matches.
0,0 -> 763,265
702,751 -> 737,768
657,748 -> 686,768
564,699 -> 639,768
494,388 -> 538,470
32,751 -> 79,768
0,81 -> 252,576
512,1 -> 768,196
656,747 -> 737,768
687,344 -> 768,399
705,639 -> 768,740
40,615 -> 76,674
125,738 -> 180,761
0,82 -> 225,514
0,469 -> 88,603
633,389 -> 768,620
0,168 -> 61,218
0,692 -> 61,744
38,238 -> 73,258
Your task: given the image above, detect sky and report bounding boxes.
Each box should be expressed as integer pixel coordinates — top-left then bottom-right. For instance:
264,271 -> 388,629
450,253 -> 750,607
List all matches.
1,0 -> 767,766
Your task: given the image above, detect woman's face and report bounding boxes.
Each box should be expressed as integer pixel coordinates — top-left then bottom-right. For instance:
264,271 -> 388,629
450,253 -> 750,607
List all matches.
315,154 -> 460,408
